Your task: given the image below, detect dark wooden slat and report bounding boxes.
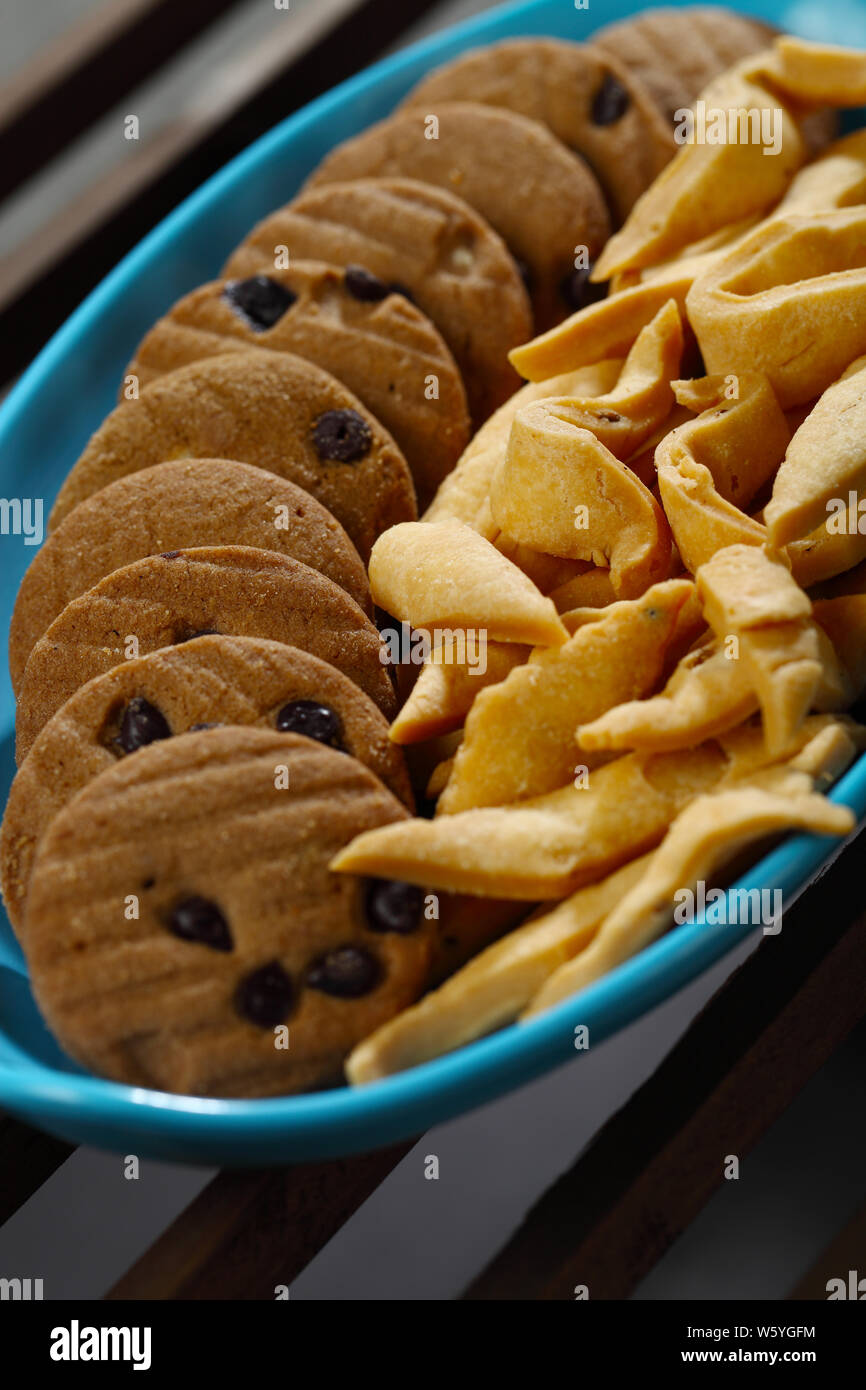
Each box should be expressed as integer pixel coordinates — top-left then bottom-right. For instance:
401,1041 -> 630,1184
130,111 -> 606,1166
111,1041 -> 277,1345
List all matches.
0,0 -> 442,388
0,0 -> 247,205
0,1113 -> 74,1224
105,1140 -> 415,1300
789,1196 -> 866,1300
464,830 -> 866,1300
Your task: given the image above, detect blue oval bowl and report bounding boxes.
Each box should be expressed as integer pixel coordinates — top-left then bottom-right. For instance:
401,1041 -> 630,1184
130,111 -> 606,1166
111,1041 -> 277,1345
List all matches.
1,0 -> 865,1165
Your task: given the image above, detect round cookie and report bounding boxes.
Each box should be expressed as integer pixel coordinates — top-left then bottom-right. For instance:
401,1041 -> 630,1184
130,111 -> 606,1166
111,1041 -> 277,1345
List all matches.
50,351 -> 416,560
24,727 -> 434,1097
2,634 -> 412,936
400,41 -> 674,224
11,458 -> 370,690
223,178 -> 532,422
305,102 -> 611,330
592,6 -> 777,123
15,546 -> 396,760
123,263 -> 471,508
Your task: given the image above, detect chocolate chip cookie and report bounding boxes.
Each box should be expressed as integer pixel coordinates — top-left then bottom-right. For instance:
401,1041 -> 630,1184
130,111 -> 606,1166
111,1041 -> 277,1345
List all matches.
24,727 -> 433,1096
400,41 -> 674,223
50,350 -> 415,561
223,178 -> 532,422
2,634 -> 412,935
305,102 -> 610,329
123,264 -> 471,507
592,6 -> 777,123
15,546 -> 396,760
12,458 -> 371,690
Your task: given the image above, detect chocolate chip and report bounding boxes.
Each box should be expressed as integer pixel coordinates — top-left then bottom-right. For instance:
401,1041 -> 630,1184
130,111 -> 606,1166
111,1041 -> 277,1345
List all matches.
560,266 -> 608,313
514,258 -> 533,295
312,409 -> 372,464
161,550 -> 181,559
176,628 -> 219,644
275,699 -> 343,748
223,275 -> 296,331
117,698 -> 171,754
344,265 -> 389,301
168,896 -> 233,952
591,72 -> 631,125
307,946 -> 380,997
365,879 -> 424,934
235,961 -> 294,1026
387,281 -> 415,304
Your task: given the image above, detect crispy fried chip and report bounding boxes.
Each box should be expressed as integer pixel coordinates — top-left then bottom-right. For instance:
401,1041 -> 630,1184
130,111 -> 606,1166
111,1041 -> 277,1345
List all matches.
331,718 -> 837,899
438,580 -> 698,813
695,544 -> 844,753
422,360 -> 622,527
346,856 -> 649,1083
686,207 -> 866,409
592,58 -> 806,279
522,780 -> 854,1017
389,640 -> 530,744
765,355 -> 866,546
368,520 -> 568,647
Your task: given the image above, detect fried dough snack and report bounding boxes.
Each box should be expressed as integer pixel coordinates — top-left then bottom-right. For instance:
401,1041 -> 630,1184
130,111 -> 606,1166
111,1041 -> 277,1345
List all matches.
765,355 -> 866,545
579,595 -> 866,755
389,639 -> 529,744
490,399 -> 673,597
331,717 -> 839,900
523,779 -> 854,1018
686,207 -> 866,408
346,855 -> 650,1083
423,360 -> 622,528
593,57 -> 806,279
510,125 -> 866,385
368,520 -> 568,647
345,720 -> 859,1080
437,580 -> 699,812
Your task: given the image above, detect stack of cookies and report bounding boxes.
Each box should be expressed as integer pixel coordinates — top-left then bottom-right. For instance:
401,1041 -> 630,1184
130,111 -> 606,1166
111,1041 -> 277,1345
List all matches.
2,6 -> 806,1099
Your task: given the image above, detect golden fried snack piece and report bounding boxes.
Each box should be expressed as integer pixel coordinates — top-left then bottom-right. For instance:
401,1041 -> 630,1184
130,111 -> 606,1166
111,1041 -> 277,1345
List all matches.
331,717 -> 834,899
592,59 -> 806,280
687,207 -> 866,409
669,374 -> 790,509
696,544 -> 833,754
491,538 -> 592,597
423,361 -> 622,527
765,356 -> 866,547
549,568 -> 618,613
491,400 -> 672,597
509,264 -> 697,382
579,638 -> 755,753
368,521 -> 568,647
523,780 -> 854,1017
761,36 -> 866,107
777,128 -> 866,214
655,373 -> 790,573
346,856 -> 650,1083
579,589 -> 866,755
438,580 -> 697,813
513,127 -> 866,385
510,296 -> 683,439
813,596 -> 866,696
389,640 -> 530,744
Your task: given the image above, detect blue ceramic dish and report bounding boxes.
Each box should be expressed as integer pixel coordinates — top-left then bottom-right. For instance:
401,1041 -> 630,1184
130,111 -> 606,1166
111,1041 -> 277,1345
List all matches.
1,0 -> 865,1164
